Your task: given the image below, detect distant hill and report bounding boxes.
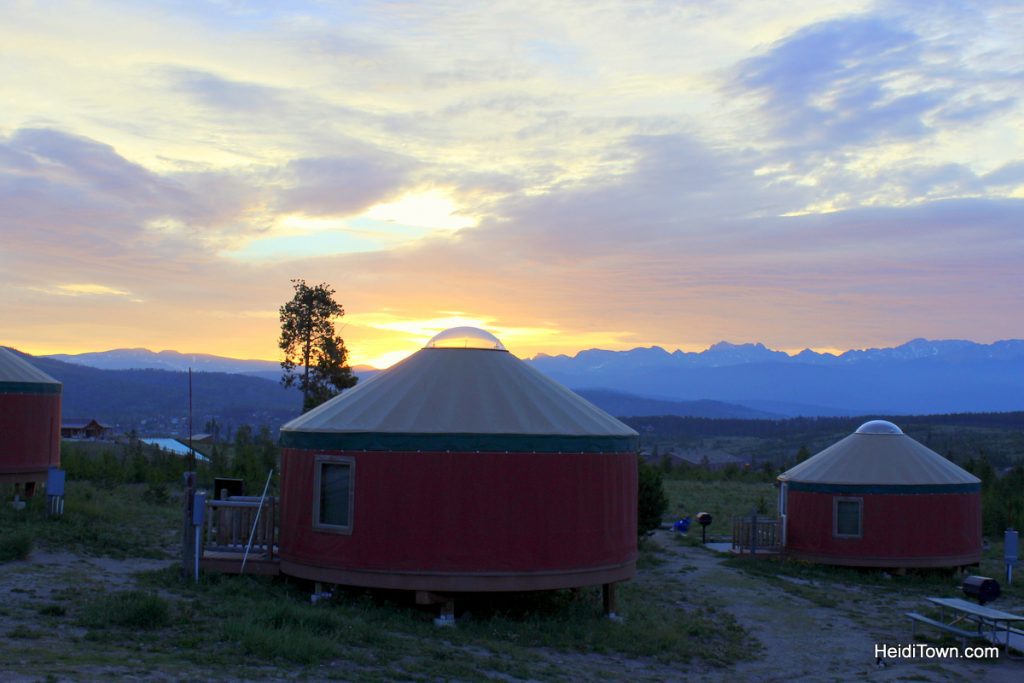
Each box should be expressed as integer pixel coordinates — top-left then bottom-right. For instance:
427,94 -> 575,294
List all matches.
573,389 -> 780,419
45,348 -> 380,382
46,348 -> 282,374
11,351 -> 302,436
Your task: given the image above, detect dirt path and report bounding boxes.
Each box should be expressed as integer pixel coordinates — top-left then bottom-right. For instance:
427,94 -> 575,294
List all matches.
646,530 -> 1024,682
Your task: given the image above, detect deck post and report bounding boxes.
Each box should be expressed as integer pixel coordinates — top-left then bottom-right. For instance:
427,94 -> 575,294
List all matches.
602,582 -> 617,616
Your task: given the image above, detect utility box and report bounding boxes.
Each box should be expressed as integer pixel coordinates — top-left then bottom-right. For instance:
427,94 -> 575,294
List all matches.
1006,528 -> 1019,566
192,492 -> 206,526
46,468 -> 66,497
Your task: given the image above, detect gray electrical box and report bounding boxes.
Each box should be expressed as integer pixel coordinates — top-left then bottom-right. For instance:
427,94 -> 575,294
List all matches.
1007,528 -> 1019,566
192,492 -> 206,526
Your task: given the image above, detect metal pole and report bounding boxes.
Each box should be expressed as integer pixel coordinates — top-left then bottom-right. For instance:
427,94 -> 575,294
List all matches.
188,367 -> 195,473
194,525 -> 200,584
181,471 -> 195,580
240,469 -> 274,575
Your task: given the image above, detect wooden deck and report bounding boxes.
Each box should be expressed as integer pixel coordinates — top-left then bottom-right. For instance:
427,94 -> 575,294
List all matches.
200,549 -> 280,575
199,494 -> 281,575
731,515 -> 781,555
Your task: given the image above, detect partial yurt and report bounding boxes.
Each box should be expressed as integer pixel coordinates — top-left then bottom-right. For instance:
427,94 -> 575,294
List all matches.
0,347 -> 62,493
278,327 -> 639,593
778,420 -> 981,568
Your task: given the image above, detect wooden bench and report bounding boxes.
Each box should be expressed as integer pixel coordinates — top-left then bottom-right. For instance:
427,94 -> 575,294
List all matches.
906,612 -> 979,646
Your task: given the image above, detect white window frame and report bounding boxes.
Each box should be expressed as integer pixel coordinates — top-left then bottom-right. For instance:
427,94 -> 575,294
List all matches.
833,496 -> 863,539
312,454 -> 355,535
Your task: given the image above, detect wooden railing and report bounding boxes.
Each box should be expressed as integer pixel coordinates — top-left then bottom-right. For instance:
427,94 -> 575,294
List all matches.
202,495 -> 277,559
731,515 -> 781,553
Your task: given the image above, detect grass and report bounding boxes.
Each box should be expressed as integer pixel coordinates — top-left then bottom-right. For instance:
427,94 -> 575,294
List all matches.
662,479 -> 777,537
0,481 -> 179,559
15,472 -> 1019,679
124,559 -> 754,679
77,590 -> 171,630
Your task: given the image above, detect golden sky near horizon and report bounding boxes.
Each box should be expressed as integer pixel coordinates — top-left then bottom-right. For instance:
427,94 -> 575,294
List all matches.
2,1 -> 1022,368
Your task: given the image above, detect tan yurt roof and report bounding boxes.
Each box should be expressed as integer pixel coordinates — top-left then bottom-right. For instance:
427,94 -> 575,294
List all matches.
0,347 -> 61,389
280,327 -> 637,453
778,420 -> 979,487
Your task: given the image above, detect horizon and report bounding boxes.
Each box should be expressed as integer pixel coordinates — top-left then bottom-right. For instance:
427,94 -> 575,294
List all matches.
29,334 -> 1022,371
3,3 -> 1022,367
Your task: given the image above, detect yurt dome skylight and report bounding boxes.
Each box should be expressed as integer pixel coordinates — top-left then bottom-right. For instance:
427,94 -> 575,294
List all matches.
855,420 -> 903,435
425,326 -> 506,351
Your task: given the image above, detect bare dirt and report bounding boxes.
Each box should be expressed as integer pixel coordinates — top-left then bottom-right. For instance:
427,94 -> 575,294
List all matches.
2,531 -> 1023,681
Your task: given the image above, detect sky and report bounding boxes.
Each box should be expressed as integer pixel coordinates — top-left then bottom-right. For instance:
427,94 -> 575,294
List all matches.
2,0 -> 1022,368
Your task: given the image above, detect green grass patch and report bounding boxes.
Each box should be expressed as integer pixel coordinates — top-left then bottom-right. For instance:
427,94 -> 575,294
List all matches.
77,590 -> 172,630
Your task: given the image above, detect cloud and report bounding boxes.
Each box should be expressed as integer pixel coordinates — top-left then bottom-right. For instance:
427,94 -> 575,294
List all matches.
737,17 -> 933,146
276,151 -> 420,216
50,283 -> 133,297
164,67 -> 289,115
982,161 -> 1024,188
1,1 -> 1022,361
735,12 -> 1018,155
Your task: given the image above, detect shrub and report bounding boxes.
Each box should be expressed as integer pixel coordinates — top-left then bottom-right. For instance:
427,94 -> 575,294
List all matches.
0,531 -> 33,562
638,460 -> 669,537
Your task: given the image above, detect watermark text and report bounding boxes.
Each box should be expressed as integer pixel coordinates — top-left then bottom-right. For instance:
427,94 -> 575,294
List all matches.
875,643 -> 1000,660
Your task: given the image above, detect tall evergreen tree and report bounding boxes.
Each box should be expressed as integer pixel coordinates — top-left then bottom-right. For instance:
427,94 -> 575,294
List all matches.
279,279 -> 358,412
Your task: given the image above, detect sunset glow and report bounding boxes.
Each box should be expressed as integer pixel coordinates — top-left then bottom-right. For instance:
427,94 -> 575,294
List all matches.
2,2 -> 1021,366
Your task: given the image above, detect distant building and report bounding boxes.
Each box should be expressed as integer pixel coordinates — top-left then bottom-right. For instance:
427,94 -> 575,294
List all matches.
778,420 -> 981,568
61,419 -> 114,440
1,347 -> 61,493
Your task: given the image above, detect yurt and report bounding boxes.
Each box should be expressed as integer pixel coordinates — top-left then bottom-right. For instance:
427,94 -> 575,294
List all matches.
0,347 -> 62,492
278,327 -> 639,592
778,420 -> 981,568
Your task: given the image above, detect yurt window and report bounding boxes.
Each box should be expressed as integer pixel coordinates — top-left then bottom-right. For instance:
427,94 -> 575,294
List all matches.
313,455 -> 355,534
833,497 -> 862,538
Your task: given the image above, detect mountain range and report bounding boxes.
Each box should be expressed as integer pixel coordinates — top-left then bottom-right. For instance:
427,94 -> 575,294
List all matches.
527,338 -> 1024,416
33,337 -> 1024,422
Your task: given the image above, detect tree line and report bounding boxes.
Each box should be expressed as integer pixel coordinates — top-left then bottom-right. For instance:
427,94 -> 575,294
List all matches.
61,426 -> 282,500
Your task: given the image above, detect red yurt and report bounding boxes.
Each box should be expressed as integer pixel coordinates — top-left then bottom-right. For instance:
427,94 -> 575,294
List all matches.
778,420 -> 981,568
278,327 -> 639,592
0,347 -> 62,493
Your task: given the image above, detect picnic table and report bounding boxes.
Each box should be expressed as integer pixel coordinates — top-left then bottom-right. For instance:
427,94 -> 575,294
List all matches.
907,597 -> 1024,649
